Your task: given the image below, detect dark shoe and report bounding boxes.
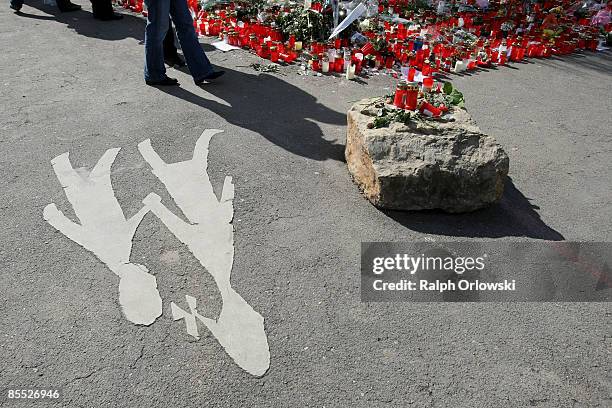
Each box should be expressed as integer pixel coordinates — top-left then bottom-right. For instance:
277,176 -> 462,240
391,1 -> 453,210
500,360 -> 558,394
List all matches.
94,12 -> 123,20
10,0 -> 23,11
165,54 -> 186,68
194,70 -> 225,85
145,77 -> 179,86
57,0 -> 82,12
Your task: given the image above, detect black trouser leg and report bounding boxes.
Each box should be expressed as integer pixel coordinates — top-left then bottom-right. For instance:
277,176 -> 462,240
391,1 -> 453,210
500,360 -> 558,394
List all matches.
163,24 -> 178,59
90,0 -> 113,18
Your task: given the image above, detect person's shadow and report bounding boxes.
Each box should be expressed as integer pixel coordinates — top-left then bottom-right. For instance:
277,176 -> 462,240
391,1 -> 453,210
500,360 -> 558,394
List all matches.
159,67 -> 347,161
12,0 -> 146,42
384,177 -> 565,240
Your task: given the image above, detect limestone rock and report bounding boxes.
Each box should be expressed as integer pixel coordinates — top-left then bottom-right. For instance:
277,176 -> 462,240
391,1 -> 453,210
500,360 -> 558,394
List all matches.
345,98 -> 509,213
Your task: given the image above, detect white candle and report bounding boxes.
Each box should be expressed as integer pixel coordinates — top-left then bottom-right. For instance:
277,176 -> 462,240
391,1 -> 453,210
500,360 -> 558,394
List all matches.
322,60 -> 329,73
327,49 -> 336,63
346,64 -> 356,80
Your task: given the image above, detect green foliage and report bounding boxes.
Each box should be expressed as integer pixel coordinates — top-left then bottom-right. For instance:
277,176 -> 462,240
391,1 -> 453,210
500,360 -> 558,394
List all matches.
372,36 -> 389,53
442,81 -> 453,95
398,0 -> 433,14
200,0 -> 229,11
275,9 -> 333,42
371,108 -> 412,128
372,115 -> 394,128
441,82 -> 464,107
394,109 -> 412,125
235,0 -> 267,20
249,63 -> 281,73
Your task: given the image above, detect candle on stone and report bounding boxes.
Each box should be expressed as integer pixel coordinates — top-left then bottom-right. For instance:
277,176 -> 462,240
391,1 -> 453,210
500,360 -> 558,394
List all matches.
405,81 -> 419,111
393,81 -> 408,109
419,100 -> 443,117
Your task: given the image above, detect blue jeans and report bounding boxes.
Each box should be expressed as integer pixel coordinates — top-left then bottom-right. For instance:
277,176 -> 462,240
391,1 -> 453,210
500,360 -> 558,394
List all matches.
144,0 -> 213,82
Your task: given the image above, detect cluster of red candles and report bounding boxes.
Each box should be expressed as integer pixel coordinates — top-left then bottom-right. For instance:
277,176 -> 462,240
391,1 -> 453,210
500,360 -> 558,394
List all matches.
391,80 -> 450,117
116,0 -> 145,14
115,0 -> 606,79
195,7 -> 303,63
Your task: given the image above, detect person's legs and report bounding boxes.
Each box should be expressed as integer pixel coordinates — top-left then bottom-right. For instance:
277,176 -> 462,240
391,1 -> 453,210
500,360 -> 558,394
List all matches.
91,0 -> 122,20
163,25 -> 178,59
163,23 -> 186,66
144,0 -> 172,82
9,0 -> 24,11
168,0 -> 214,81
56,0 -> 81,11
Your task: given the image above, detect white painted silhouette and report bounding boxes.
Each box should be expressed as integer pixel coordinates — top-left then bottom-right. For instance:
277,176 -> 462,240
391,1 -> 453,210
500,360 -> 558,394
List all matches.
139,129 -> 270,377
43,149 -> 162,325
43,130 -> 270,377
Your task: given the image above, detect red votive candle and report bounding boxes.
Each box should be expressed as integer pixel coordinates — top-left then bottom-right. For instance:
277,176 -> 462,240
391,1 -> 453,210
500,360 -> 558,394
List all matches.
405,81 -> 419,110
269,46 -> 279,63
393,81 -> 408,109
419,101 -> 443,117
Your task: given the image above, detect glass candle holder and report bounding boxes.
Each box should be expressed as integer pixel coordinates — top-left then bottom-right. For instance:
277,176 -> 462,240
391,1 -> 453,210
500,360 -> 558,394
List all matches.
269,46 -> 279,63
327,49 -> 336,64
334,57 -> 343,72
346,64 -> 356,80
322,56 -> 330,73
343,48 -> 352,70
419,100 -> 443,117
385,56 -> 394,69
454,60 -> 465,72
393,81 -> 407,109
405,81 -> 419,111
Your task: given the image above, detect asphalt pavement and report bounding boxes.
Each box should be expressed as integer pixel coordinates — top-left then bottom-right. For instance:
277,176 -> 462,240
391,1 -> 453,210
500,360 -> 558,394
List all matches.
1,2 -> 611,407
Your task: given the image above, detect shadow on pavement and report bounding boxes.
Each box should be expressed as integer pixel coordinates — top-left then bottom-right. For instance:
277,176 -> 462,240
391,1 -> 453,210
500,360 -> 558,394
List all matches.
14,1 -> 146,42
14,0 -> 214,52
384,177 -> 565,240
537,50 -> 612,75
158,67 -> 347,162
